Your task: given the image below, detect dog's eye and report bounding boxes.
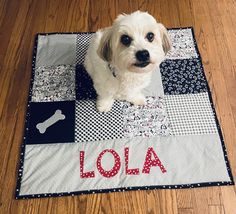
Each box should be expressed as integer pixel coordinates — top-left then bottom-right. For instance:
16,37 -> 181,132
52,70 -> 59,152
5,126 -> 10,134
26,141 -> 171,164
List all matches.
146,32 -> 154,42
120,34 -> 132,46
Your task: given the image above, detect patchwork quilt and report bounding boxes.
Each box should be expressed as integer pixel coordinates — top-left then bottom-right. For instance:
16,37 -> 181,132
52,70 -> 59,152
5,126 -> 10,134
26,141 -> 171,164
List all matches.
15,28 -> 234,199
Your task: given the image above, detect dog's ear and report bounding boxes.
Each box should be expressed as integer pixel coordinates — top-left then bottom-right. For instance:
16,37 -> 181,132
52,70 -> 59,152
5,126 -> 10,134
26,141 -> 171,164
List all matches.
158,23 -> 171,55
97,27 -> 113,62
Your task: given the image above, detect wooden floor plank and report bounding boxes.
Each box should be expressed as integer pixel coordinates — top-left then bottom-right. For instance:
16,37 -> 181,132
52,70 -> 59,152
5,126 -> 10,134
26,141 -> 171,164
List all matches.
146,190 -> 162,214
176,189 -> 193,209
208,205 -> 225,214
158,190 -> 178,214
221,186 -> 236,214
178,208 -> 194,214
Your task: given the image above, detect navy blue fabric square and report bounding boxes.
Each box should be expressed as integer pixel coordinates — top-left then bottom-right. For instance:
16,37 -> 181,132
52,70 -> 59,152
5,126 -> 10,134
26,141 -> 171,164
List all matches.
160,58 -> 208,95
26,101 -> 75,144
76,64 -> 97,100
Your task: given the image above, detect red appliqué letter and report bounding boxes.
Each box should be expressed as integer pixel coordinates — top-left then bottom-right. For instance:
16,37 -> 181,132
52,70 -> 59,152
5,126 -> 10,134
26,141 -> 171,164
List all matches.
80,151 -> 95,178
97,149 -> 121,178
142,147 -> 167,174
125,147 -> 139,175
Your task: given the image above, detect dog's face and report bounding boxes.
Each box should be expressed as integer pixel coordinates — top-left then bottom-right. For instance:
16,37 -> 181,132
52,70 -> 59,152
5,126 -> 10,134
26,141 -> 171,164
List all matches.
97,11 -> 171,74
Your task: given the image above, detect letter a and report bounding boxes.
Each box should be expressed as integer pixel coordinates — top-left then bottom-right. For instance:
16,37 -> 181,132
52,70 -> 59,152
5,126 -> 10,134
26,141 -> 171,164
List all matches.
142,147 -> 167,174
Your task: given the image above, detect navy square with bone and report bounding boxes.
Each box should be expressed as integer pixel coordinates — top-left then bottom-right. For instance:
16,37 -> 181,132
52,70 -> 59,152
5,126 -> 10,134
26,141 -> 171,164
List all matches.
26,101 -> 75,144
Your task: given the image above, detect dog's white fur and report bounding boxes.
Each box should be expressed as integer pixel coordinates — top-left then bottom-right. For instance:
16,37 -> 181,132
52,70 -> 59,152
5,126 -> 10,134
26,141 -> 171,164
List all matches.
84,11 -> 171,112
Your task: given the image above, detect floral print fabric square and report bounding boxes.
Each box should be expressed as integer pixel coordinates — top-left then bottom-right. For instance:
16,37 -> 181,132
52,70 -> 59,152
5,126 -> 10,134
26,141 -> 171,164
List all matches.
122,96 -> 172,138
31,65 -> 76,102
160,58 -> 208,95
167,29 -> 198,59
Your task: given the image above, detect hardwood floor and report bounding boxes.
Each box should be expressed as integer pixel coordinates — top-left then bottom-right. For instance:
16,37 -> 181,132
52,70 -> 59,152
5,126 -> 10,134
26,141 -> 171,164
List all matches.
0,0 -> 236,213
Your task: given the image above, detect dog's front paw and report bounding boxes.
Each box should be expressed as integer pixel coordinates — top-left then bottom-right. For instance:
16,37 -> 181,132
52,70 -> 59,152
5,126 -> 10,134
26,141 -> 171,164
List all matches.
97,104 -> 112,113
97,97 -> 114,112
130,96 -> 147,106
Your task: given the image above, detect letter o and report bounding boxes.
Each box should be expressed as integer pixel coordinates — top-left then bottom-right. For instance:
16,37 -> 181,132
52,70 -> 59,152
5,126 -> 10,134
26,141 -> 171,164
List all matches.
97,149 -> 121,178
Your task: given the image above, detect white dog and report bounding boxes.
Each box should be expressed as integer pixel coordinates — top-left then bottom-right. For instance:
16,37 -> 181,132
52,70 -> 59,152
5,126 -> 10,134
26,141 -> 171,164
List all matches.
84,11 -> 171,112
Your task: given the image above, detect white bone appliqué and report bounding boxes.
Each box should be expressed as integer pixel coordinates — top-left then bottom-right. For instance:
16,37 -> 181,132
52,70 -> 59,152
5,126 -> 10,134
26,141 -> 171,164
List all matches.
36,109 -> 66,134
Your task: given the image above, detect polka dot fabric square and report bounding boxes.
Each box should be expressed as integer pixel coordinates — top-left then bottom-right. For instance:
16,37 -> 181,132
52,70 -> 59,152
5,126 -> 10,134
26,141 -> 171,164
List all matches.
165,93 -> 218,136
75,100 -> 124,143
76,33 -> 94,64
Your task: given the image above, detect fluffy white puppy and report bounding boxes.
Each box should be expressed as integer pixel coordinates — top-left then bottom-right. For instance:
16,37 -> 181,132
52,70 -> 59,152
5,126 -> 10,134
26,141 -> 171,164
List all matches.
84,11 -> 171,112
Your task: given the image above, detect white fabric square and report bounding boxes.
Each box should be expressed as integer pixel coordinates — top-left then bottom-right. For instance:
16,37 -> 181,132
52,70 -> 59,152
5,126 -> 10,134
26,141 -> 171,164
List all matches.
122,96 -> 171,138
36,34 -> 77,66
75,100 -> 124,143
165,93 -> 218,135
166,28 -> 198,59
142,67 -> 164,97
32,65 -> 76,102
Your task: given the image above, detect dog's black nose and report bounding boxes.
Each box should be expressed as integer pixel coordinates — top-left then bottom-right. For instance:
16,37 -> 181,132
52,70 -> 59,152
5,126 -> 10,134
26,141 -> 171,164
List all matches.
136,50 -> 150,62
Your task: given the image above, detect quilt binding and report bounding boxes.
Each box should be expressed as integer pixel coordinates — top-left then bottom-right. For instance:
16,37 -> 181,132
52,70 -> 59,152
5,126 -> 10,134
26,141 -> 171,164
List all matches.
15,27 -> 234,199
